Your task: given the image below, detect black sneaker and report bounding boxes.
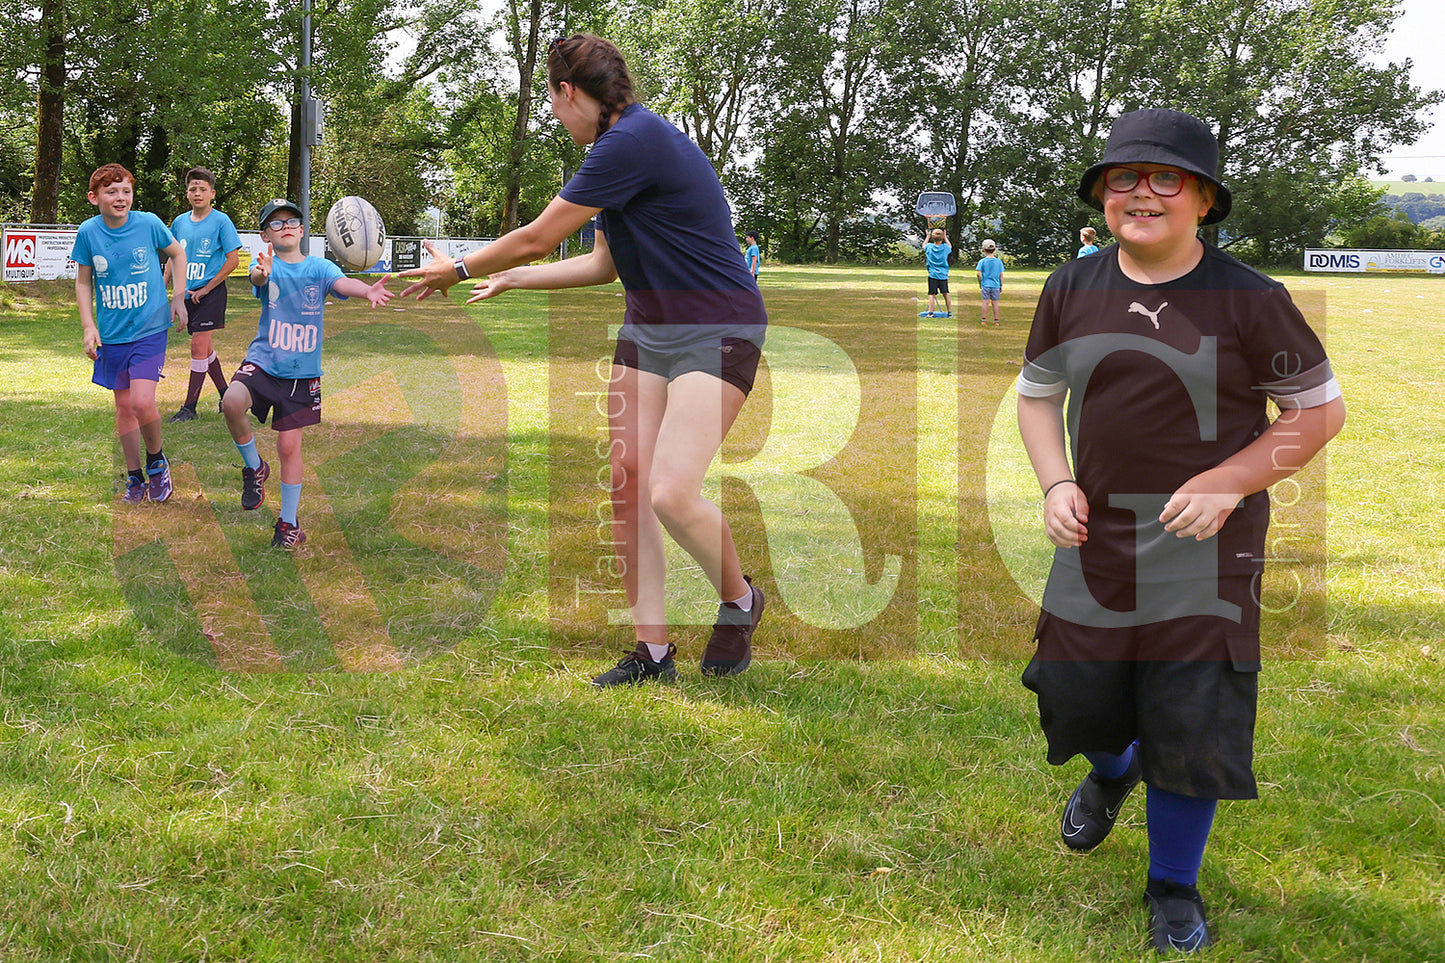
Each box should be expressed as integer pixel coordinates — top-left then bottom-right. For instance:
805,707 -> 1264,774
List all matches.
1060,753 -> 1142,851
592,643 -> 679,687
272,518 -> 307,548
1145,878 -> 1212,953
167,404 -> 198,423
700,577 -> 764,676
241,458 -> 270,511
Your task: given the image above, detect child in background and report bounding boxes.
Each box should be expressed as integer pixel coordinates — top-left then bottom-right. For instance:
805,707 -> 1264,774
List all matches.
1015,108 -> 1345,952
920,228 -> 952,317
743,231 -> 761,279
976,239 -> 1004,324
222,199 -> 394,547
1077,226 -> 1100,258
165,166 -> 241,422
71,163 -> 189,503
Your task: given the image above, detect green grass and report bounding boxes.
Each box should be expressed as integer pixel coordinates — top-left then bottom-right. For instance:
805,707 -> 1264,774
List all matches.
1373,179 -> 1445,196
0,267 -> 1441,961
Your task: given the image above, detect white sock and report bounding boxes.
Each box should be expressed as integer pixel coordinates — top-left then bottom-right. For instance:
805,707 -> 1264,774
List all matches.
644,642 -> 671,662
725,587 -> 752,612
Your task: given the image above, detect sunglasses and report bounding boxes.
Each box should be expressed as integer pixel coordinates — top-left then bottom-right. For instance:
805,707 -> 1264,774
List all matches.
265,216 -> 302,231
550,37 -> 575,78
1102,167 -> 1197,197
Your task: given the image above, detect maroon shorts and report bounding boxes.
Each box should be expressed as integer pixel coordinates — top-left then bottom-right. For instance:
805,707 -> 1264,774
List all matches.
231,362 -> 321,431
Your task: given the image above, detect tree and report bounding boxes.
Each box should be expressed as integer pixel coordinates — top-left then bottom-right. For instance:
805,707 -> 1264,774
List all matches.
612,0 -> 773,177
762,0 -> 910,263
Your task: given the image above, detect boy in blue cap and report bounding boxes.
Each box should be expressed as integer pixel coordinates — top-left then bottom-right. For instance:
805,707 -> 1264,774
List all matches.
222,199 -> 393,547
1016,108 -> 1345,952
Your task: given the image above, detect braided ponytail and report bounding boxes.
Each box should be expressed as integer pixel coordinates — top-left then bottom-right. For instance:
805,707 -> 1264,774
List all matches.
548,34 -> 637,139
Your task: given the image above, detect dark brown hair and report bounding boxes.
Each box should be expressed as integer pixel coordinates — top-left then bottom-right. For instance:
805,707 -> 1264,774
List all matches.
184,166 -> 216,188
548,34 -> 636,141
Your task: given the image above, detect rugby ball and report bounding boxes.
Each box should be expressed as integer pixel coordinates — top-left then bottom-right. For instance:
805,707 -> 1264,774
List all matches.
325,196 -> 386,272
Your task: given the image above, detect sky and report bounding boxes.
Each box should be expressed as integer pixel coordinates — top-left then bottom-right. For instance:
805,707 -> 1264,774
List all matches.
1375,0 -> 1445,180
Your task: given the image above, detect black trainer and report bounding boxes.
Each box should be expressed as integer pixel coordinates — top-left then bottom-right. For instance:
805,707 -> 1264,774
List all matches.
167,404 -> 198,423
1145,878 -> 1212,953
1060,753 -> 1142,851
592,643 -> 679,687
241,458 -> 270,511
272,518 -> 307,548
700,576 -> 764,676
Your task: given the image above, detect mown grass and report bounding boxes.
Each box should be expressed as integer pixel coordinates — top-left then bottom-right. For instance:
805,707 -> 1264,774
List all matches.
0,266 -> 1440,962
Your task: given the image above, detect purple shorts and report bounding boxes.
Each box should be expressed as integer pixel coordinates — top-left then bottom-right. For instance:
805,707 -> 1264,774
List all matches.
93,328 -> 168,390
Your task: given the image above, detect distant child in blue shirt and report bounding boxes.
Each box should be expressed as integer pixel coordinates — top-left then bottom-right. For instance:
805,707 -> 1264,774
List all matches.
71,163 -> 189,504
1077,226 -> 1100,258
221,199 -> 394,548
743,231 -> 761,279
976,239 -> 1005,324
165,166 -> 242,423
921,228 -> 952,317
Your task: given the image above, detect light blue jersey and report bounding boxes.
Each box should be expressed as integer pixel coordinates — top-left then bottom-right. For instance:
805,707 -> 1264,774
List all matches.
977,255 -> 1005,289
171,209 -> 241,290
70,211 -> 176,344
925,241 -> 951,279
245,255 -> 347,379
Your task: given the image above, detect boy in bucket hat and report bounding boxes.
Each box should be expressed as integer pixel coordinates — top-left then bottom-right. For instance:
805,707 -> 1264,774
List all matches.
1015,109 -> 1345,952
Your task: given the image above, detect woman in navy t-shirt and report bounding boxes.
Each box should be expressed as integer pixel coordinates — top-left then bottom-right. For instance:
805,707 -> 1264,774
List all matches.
400,34 -> 767,687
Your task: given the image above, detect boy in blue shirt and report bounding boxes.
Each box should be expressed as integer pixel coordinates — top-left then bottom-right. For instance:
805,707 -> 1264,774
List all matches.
166,166 -> 242,422
920,228 -> 952,317
221,199 -> 394,547
743,231 -> 761,279
71,163 -> 190,504
976,239 -> 1005,324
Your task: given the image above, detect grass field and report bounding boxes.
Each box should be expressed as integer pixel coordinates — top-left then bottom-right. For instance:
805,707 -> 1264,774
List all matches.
0,265 -> 1441,962
1374,179 -> 1445,196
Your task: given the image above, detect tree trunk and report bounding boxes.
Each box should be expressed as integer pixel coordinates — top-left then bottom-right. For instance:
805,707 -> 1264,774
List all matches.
30,0 -> 65,223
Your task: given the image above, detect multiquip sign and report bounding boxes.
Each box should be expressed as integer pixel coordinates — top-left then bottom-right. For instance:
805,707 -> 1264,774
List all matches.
1304,248 -> 1445,273
3,227 -> 79,282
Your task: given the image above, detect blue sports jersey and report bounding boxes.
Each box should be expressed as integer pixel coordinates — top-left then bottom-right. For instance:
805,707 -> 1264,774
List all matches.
924,241 -> 951,279
70,211 -> 176,344
977,255 -> 1005,289
245,255 -> 347,379
560,104 -> 766,349
745,243 -> 761,275
171,209 -> 242,289
1077,243 -> 1100,258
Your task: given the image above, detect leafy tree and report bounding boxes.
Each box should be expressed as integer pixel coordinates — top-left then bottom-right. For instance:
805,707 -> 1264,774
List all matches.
1341,210 -> 1419,249
612,0 -> 773,177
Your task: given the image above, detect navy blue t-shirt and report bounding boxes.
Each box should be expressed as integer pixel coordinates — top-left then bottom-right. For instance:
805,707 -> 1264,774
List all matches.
560,104 -> 766,349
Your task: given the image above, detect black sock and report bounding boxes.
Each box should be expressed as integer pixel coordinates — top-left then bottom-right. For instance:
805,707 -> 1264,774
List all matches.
146,449 -> 164,470
129,468 -> 146,484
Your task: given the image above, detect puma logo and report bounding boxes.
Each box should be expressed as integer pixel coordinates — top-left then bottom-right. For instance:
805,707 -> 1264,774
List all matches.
1128,300 -> 1168,329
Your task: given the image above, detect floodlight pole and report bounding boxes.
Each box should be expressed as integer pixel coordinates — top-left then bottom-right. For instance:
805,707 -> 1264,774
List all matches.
299,0 -> 313,243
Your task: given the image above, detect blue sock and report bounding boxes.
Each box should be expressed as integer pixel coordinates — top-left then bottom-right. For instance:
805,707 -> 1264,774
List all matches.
1147,786 -> 1217,886
1085,742 -> 1136,781
280,482 -> 302,526
236,438 -> 261,470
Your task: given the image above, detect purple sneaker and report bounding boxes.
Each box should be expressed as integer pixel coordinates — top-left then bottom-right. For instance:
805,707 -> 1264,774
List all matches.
122,474 -> 147,504
146,456 -> 173,503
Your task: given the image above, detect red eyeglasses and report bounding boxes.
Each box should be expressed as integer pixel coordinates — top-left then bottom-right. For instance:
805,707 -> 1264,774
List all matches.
1102,167 -> 1197,196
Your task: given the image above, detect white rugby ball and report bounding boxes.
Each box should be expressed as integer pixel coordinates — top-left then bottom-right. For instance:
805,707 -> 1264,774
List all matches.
325,196 -> 386,272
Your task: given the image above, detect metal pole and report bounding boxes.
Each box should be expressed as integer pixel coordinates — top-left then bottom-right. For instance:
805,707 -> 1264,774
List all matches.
299,0 -> 313,247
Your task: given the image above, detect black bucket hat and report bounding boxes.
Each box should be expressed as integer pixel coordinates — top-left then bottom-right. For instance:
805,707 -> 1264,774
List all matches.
1077,109 -> 1232,226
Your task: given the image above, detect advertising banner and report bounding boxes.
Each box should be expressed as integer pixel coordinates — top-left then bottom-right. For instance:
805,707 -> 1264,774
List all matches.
1303,248 -> 1445,273
3,226 -> 79,281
